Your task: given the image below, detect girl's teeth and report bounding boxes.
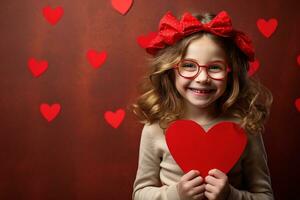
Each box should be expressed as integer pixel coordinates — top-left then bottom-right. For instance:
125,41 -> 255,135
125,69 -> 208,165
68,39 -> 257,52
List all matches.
190,89 -> 212,93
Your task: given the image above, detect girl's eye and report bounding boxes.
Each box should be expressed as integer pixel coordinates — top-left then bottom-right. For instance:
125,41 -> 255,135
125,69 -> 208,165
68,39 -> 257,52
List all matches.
180,62 -> 197,71
182,63 -> 196,68
208,64 -> 225,71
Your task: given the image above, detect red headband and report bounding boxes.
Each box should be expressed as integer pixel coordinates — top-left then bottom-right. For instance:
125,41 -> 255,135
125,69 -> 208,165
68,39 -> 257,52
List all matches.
145,11 -> 255,62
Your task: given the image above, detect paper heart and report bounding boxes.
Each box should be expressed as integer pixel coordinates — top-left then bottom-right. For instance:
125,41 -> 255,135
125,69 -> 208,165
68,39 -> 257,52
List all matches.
256,18 -> 278,38
28,58 -> 48,77
248,59 -> 260,76
86,49 -> 107,69
166,120 -> 248,177
104,109 -> 125,128
111,0 -> 133,15
42,6 -> 64,26
295,98 -> 300,112
137,32 -> 158,48
297,55 -> 300,66
40,103 -> 61,122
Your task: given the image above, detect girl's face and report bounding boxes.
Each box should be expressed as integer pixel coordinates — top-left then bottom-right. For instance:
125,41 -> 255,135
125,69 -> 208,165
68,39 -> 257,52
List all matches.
174,35 -> 229,110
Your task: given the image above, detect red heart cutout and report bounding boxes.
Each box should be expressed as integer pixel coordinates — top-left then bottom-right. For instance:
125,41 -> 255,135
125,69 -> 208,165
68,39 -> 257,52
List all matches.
295,98 -> 300,112
248,59 -> 260,76
104,109 -> 125,128
40,103 -> 61,122
297,55 -> 300,66
137,32 -> 158,48
86,49 -> 107,69
166,120 -> 248,177
42,6 -> 64,26
28,58 -> 48,77
256,18 -> 278,38
111,0 -> 133,15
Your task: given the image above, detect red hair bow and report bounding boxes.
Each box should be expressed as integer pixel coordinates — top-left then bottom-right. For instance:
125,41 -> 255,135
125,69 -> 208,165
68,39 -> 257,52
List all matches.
145,11 -> 255,61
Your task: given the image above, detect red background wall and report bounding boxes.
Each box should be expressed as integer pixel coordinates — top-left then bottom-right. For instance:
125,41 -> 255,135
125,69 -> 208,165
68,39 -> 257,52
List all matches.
0,0 -> 299,199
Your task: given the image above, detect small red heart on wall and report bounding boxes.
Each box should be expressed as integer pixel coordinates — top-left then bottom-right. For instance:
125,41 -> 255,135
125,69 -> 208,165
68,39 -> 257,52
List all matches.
28,58 -> 48,77
111,0 -> 133,15
137,32 -> 158,48
42,6 -> 64,26
248,59 -> 260,77
297,55 -> 300,66
295,98 -> 300,112
166,120 -> 247,177
40,103 -> 61,122
104,109 -> 125,128
256,18 -> 278,38
86,49 -> 107,69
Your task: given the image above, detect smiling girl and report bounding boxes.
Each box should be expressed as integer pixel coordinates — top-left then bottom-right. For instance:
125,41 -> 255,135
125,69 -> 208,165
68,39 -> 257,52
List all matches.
131,10 -> 274,200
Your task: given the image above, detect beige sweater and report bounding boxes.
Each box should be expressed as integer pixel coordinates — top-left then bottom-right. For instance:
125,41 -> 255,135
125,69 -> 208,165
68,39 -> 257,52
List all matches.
132,117 -> 274,200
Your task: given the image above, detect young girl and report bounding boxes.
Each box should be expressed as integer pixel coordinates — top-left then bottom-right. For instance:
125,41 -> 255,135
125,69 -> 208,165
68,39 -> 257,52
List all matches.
131,10 -> 274,200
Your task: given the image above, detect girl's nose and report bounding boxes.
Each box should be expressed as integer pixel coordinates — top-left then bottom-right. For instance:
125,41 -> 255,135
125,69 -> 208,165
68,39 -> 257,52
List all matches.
194,67 -> 210,83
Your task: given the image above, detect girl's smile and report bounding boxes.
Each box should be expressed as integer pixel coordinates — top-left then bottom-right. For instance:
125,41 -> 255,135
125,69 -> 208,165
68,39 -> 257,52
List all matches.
187,87 -> 216,96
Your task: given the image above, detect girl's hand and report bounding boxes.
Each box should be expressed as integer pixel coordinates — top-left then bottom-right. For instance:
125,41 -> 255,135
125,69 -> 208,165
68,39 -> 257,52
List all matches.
177,170 -> 206,200
204,169 -> 230,200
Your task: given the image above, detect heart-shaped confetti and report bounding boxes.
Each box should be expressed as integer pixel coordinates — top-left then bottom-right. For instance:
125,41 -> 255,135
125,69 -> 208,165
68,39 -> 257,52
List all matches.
104,109 -> 125,128
86,49 -> 107,69
111,0 -> 133,15
256,18 -> 278,38
248,59 -> 260,76
295,98 -> 300,112
40,103 -> 61,122
166,120 -> 248,177
28,58 -> 48,78
42,6 -> 64,26
137,32 -> 158,48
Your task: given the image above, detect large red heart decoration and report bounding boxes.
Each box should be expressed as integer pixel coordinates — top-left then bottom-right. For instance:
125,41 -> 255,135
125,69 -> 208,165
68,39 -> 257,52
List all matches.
42,6 -> 64,26
248,59 -> 260,77
111,0 -> 133,15
166,120 -> 248,177
104,109 -> 125,128
297,55 -> 300,66
256,18 -> 278,38
86,49 -> 107,69
28,58 -> 48,77
40,103 -> 61,122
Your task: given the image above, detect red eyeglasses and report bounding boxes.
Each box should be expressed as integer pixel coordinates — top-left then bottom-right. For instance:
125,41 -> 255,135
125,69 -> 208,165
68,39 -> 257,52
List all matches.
174,59 -> 231,80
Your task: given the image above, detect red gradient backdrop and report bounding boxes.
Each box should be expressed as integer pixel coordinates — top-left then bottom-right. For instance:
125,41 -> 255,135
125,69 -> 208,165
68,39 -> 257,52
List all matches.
0,0 -> 299,199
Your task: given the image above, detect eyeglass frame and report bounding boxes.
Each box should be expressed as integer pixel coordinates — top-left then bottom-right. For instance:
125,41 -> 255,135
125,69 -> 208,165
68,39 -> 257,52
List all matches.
173,58 -> 232,81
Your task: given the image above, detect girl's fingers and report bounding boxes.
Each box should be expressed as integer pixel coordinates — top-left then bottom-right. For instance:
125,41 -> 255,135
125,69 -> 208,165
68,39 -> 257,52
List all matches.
204,183 -> 215,193
181,170 -> 200,181
204,191 -> 215,199
208,168 -> 226,179
191,184 -> 206,194
205,175 -> 218,186
192,192 -> 205,200
187,176 -> 203,188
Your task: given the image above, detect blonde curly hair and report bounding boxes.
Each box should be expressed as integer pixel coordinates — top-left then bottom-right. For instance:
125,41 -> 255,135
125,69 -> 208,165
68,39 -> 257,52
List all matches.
130,12 -> 273,135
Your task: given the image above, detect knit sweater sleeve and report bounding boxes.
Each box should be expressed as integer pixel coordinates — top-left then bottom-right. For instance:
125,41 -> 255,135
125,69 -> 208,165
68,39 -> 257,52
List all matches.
132,124 -> 181,200
227,133 -> 274,200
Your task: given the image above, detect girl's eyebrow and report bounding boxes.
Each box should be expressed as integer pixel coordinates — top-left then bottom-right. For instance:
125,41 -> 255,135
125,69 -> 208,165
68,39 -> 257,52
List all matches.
209,59 -> 226,63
